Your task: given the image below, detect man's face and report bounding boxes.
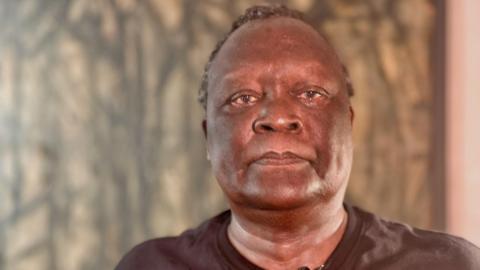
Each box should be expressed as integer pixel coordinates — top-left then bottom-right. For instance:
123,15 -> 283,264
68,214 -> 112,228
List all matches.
204,18 -> 353,210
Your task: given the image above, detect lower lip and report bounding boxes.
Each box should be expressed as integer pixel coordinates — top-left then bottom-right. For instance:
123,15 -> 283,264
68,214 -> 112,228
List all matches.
254,158 -> 308,166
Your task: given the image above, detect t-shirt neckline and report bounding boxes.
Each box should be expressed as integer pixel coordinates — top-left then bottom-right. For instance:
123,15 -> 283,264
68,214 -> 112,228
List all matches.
215,204 -> 364,270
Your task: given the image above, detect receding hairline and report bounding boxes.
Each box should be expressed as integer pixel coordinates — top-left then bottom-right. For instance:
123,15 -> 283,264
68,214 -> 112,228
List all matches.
209,16 -> 341,74
226,15 -> 326,41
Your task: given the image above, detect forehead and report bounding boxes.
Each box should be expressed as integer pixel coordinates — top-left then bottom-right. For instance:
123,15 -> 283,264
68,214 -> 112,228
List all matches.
209,17 -> 343,84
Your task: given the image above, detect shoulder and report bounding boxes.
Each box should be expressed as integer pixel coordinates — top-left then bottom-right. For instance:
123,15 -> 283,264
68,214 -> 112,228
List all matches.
351,206 -> 480,269
115,210 -> 231,270
115,237 -> 186,270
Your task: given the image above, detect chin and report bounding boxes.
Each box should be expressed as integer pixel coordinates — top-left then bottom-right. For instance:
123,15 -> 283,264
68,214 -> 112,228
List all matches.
237,169 -> 333,210
241,191 -> 318,211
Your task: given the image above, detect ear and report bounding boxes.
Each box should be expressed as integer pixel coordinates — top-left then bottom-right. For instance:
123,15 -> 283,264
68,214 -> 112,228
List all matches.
202,119 -> 207,139
202,119 -> 210,160
349,106 -> 355,124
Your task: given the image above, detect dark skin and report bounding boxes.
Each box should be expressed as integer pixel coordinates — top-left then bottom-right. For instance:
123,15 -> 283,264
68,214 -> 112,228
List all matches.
203,17 -> 354,269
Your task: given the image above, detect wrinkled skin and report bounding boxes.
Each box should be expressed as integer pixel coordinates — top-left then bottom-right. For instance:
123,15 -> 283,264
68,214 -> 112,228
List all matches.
204,17 -> 353,211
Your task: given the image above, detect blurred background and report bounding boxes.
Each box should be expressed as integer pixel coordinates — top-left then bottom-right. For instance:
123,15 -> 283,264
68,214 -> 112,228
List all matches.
0,0 -> 478,269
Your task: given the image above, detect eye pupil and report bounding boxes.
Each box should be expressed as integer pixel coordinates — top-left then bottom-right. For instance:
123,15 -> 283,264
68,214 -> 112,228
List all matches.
306,91 -> 317,98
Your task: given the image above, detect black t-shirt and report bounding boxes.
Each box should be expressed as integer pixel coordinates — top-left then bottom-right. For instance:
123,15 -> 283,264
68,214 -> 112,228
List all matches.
115,205 -> 480,269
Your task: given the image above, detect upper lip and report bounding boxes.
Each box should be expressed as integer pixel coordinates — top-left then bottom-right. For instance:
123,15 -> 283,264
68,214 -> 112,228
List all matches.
244,139 -> 317,166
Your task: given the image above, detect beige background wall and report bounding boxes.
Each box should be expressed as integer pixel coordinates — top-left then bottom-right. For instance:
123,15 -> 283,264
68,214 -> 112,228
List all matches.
0,0 -> 438,269
446,0 -> 480,246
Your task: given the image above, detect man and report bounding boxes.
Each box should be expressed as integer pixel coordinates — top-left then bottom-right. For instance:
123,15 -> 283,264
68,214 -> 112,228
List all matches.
116,5 -> 480,270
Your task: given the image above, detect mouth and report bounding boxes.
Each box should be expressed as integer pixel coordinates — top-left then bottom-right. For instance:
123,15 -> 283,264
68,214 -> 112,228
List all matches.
253,151 -> 309,166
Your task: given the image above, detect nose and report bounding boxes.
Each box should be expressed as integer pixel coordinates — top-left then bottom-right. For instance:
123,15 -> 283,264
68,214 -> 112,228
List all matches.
252,109 -> 303,134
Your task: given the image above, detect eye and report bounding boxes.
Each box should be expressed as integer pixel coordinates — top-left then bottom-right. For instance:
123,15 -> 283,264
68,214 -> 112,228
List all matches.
230,94 -> 259,106
298,87 -> 329,102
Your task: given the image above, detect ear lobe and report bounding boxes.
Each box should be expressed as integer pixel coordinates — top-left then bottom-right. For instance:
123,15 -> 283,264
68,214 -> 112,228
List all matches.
349,106 -> 355,124
202,119 -> 207,139
202,119 -> 210,161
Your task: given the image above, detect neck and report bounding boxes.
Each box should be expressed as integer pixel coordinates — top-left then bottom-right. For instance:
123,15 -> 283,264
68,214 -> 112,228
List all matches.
227,199 -> 347,270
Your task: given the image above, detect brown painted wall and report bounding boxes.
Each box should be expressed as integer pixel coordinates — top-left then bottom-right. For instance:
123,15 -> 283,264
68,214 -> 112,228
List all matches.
0,0 -> 438,269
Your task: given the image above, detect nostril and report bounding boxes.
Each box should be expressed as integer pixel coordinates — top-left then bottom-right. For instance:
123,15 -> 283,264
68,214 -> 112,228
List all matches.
288,122 -> 299,131
252,118 -> 302,134
261,124 -> 275,132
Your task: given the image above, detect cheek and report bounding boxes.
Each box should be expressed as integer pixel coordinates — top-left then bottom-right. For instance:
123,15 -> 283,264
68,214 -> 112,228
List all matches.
309,101 -> 351,141
207,115 -> 255,198
307,105 -> 351,177
207,114 -> 253,172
